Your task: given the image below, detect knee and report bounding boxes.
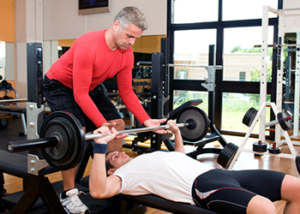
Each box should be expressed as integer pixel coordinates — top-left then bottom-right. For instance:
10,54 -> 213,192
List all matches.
257,203 -> 276,214
247,196 -> 276,214
113,119 -> 125,130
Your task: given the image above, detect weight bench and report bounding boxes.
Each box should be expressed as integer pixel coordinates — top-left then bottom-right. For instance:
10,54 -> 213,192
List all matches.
80,176 -> 218,214
0,150 -> 58,191
0,106 -> 27,135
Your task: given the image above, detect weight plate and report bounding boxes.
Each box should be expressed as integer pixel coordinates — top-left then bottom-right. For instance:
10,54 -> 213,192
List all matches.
217,143 -> 239,169
176,106 -> 209,141
296,155 -> 300,175
40,111 -> 85,170
242,107 -> 258,127
41,120 -> 73,161
277,111 -> 292,131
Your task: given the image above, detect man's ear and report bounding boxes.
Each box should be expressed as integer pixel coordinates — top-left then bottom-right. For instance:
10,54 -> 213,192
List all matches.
112,20 -> 120,32
107,168 -> 116,176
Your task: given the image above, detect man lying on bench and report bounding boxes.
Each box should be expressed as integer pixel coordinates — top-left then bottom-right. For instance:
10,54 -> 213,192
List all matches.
89,121 -> 300,214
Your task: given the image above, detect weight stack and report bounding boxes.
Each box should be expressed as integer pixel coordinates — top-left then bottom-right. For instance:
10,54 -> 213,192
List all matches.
27,43 -> 43,108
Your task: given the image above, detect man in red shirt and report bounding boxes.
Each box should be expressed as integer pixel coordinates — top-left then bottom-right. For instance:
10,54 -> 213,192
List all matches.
43,6 -> 166,214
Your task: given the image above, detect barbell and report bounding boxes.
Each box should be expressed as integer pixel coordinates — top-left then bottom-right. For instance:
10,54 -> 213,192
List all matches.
242,107 -> 292,131
6,106 -> 210,170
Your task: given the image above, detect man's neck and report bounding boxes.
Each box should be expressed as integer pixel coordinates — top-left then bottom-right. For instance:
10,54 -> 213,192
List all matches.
105,28 -> 118,51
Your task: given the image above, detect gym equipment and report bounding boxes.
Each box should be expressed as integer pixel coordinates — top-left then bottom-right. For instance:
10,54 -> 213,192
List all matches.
135,41 -> 236,169
7,111 -> 85,170
252,141 -> 268,152
296,155 -> 300,175
7,106 -> 207,169
268,142 -> 281,154
242,107 -> 292,130
1,80 -> 12,90
176,106 -> 209,141
0,118 -> 8,129
217,143 -> 239,169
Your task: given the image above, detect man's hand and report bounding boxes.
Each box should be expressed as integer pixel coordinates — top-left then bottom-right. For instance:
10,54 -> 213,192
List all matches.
143,118 -> 169,134
94,123 -> 128,144
167,120 -> 180,135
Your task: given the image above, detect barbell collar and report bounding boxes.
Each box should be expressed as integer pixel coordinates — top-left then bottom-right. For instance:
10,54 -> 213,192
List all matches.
85,123 -> 188,141
7,137 -> 58,153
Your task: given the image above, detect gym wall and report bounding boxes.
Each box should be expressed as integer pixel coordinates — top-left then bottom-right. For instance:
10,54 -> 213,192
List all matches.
43,0 -> 167,40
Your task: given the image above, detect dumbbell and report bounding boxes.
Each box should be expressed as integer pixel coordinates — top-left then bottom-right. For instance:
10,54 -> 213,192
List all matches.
242,107 -> 292,131
0,119 -> 8,129
1,80 -> 12,90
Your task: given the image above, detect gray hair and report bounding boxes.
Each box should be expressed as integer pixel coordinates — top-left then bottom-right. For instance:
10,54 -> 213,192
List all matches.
114,6 -> 148,31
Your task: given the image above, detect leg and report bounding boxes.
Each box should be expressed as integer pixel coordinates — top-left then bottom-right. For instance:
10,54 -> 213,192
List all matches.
247,195 -> 276,214
61,166 -> 79,191
43,77 -> 90,213
281,175 -> 300,214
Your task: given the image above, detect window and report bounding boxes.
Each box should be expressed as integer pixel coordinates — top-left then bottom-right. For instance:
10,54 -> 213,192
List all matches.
239,72 -> 246,81
173,0 -> 218,23
223,0 -> 278,21
222,93 -> 271,133
223,26 -> 274,81
173,90 -> 208,113
173,29 -> 216,80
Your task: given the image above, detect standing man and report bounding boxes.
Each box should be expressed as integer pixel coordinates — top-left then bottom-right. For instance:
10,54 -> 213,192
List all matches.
43,6 -> 167,214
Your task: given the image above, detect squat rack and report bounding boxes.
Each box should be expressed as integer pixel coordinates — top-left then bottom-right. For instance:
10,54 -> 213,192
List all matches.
228,6 -> 300,171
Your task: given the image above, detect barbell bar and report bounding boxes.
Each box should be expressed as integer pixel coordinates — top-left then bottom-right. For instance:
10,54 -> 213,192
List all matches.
136,61 -> 222,70
85,123 -> 189,140
242,107 -> 293,131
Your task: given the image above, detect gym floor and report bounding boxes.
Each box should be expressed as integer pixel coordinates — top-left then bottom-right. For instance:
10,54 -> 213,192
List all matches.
1,116 -> 300,214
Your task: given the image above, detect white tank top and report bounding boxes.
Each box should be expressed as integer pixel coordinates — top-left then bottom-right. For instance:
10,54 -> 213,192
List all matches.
113,151 -> 213,205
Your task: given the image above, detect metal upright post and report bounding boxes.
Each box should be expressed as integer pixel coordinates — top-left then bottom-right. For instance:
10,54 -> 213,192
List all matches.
294,33 -> 300,137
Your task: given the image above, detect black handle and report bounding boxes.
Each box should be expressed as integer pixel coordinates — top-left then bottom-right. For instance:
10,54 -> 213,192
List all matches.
7,137 -> 58,153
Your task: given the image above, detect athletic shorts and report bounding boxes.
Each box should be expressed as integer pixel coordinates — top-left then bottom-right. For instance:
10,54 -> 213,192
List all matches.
43,75 -> 121,133
192,169 -> 285,214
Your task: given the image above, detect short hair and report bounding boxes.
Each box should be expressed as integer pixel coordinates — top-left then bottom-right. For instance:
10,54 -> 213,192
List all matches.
114,6 -> 148,31
105,151 -> 114,176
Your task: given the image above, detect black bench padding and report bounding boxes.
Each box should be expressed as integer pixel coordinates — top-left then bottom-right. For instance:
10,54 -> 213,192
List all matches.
0,150 -> 58,178
0,106 -> 26,113
80,176 -> 218,214
118,194 -> 218,214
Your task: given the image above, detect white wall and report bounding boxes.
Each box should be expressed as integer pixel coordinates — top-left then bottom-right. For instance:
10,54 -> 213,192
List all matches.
43,0 -> 167,41
283,0 -> 300,33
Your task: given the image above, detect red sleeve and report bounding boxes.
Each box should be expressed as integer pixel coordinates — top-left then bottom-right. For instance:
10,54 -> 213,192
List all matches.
117,55 -> 151,125
72,45 -> 107,127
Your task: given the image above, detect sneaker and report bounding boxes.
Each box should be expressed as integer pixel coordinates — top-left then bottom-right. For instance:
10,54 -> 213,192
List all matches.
60,188 -> 90,214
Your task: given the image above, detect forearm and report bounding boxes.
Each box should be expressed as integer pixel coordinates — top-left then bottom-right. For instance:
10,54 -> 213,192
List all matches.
174,131 -> 185,154
89,153 -> 108,198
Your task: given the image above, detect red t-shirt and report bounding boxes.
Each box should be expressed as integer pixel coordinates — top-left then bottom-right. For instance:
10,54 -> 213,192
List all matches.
46,29 -> 150,127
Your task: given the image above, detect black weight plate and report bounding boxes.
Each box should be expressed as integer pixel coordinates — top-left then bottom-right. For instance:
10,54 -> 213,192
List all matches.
177,106 -> 209,141
242,107 -> 258,127
296,155 -> 300,175
41,120 -> 73,162
277,111 -> 292,131
217,143 -> 239,169
40,111 -> 85,170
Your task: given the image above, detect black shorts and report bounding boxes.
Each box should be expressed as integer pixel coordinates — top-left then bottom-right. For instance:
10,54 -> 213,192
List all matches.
192,169 -> 285,214
43,75 -> 121,133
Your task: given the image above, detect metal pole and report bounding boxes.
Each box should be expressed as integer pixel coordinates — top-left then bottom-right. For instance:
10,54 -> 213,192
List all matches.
85,123 -> 188,140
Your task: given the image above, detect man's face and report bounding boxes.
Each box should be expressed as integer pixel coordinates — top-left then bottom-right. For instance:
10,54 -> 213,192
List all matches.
106,151 -> 132,173
113,22 -> 144,50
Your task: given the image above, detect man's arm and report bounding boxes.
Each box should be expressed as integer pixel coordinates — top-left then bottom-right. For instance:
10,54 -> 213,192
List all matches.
89,126 -> 123,199
167,120 -> 185,154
